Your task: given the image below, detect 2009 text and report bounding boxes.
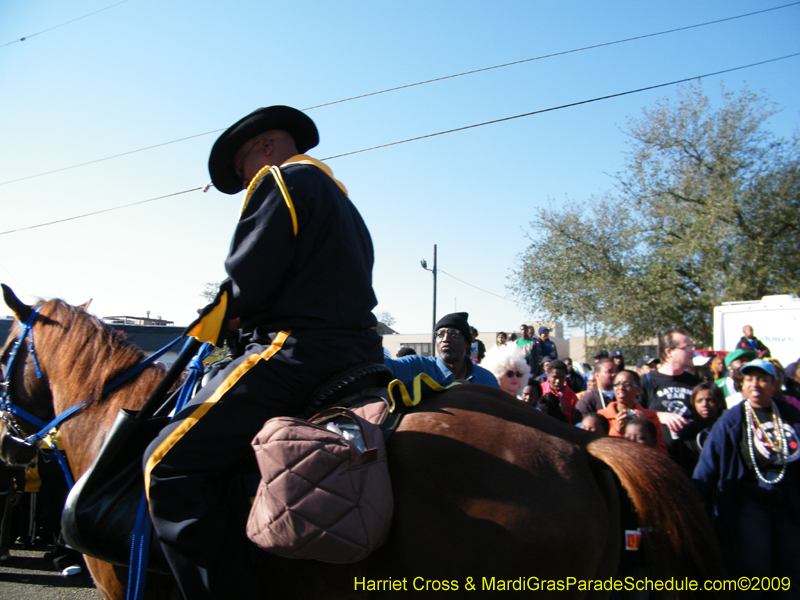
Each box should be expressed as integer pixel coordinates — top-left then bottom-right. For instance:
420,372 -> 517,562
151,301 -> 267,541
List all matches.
353,576 -> 792,593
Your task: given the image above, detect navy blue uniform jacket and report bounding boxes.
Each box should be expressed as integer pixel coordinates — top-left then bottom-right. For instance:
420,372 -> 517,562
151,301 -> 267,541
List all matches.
223,160 -> 378,334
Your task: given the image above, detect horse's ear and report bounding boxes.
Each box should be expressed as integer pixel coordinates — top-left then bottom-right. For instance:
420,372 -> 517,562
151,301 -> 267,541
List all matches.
78,299 -> 93,312
1,284 -> 33,323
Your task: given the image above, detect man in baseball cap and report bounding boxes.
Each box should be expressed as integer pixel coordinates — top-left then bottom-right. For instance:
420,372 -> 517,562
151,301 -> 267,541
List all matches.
694,355 -> 800,584
715,347 -> 758,401
536,326 -> 558,362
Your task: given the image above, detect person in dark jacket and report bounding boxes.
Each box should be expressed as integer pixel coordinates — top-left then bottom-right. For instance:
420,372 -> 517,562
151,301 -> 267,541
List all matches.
145,106 -> 383,600
736,325 -> 771,358
693,359 -> 800,593
563,357 -> 585,394
574,358 -> 617,421
0,463 -> 24,561
675,382 -> 725,474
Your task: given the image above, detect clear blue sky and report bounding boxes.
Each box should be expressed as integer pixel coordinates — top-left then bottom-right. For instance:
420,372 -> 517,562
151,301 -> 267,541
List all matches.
1,0 -> 798,336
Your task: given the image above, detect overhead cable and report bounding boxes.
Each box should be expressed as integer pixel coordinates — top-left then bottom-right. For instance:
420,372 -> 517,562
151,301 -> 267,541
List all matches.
1,2 -> 797,186
1,0 -> 132,48
1,51 -> 798,237
0,187 -> 202,236
438,270 -> 516,303
324,52 -> 800,160
305,1 -> 800,111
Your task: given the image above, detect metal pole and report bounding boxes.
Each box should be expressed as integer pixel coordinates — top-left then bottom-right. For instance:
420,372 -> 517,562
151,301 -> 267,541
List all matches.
432,244 -> 437,356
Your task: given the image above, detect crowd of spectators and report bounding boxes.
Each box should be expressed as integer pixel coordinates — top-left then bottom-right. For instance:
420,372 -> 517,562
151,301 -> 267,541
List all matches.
2,312 -> 794,590
386,318 -> 799,594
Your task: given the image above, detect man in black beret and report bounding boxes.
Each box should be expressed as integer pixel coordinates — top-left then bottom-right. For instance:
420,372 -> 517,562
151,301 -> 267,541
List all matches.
145,106 -> 383,600
384,312 -> 499,388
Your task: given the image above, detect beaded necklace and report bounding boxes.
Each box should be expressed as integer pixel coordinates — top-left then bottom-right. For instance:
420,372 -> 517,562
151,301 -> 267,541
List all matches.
745,400 -> 788,485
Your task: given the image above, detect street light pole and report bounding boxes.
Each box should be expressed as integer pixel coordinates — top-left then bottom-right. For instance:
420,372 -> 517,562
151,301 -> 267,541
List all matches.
420,244 -> 437,356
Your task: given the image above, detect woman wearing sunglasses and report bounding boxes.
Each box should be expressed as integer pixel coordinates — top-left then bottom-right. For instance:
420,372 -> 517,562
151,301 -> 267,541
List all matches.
481,343 -> 530,398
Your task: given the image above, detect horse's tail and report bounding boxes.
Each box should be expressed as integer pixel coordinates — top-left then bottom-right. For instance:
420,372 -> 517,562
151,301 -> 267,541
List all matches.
586,436 -> 726,587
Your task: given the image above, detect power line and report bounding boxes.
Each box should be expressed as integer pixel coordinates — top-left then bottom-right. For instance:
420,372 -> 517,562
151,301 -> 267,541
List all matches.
1,50 -> 798,237
438,269 -> 516,303
324,52 -> 800,160
2,0 -> 132,48
305,1 -> 800,111
0,130 -> 224,186
2,1 -> 797,187
0,187 -> 202,236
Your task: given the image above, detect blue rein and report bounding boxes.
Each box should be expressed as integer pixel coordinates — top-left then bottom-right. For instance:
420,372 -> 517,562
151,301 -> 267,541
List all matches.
2,305 -> 212,600
1,306 -> 184,448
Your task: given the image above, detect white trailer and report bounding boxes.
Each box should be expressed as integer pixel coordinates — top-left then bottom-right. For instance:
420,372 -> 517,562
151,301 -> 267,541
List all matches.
713,295 -> 800,368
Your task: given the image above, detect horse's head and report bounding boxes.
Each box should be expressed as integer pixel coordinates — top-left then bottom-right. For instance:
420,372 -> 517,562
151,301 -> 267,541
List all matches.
1,284 -> 145,468
0,285 -> 61,465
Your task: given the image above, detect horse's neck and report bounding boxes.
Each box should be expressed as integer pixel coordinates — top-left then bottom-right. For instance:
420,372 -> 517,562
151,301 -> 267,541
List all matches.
53,362 -> 165,479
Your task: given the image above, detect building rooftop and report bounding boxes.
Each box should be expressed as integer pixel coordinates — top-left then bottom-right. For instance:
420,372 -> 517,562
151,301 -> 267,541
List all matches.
103,315 -> 174,327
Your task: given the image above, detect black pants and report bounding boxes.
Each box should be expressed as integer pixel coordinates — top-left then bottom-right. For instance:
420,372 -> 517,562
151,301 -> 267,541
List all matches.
144,328 -> 382,600
729,492 -> 800,598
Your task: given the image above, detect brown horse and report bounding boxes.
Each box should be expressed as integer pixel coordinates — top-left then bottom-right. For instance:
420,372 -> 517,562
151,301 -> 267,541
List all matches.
0,287 -> 725,599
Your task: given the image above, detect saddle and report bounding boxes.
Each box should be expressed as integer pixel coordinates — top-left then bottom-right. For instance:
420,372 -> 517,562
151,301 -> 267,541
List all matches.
300,361 -> 402,436
61,361 -> 397,570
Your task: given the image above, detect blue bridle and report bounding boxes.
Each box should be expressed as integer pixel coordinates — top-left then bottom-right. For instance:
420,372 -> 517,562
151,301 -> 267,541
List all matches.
0,305 -> 58,444
0,305 -> 183,449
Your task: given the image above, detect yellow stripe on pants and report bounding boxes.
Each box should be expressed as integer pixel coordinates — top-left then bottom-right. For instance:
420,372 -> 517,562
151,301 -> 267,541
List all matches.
144,331 -> 290,503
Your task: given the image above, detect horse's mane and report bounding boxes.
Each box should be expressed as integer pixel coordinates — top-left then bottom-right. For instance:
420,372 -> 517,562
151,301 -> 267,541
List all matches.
34,298 -> 151,404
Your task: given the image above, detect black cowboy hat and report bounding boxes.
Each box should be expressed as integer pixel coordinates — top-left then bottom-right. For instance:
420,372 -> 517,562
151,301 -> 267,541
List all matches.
208,105 -> 319,194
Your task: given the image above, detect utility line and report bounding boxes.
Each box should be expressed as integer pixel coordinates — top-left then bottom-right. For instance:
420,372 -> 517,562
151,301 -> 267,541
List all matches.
439,269 -> 516,303
324,52 -> 800,160
0,187 -> 202,236
0,130 -> 224,187
0,51 -> 798,237
305,1 -> 800,111
2,0 -> 132,48
1,1 -> 797,186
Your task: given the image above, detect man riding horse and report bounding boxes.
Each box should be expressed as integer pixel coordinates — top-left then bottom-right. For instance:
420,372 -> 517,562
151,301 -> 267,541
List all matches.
143,106 -> 383,600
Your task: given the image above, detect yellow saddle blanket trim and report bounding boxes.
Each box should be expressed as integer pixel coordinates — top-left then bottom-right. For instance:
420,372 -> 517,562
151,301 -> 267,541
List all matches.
387,373 -> 460,409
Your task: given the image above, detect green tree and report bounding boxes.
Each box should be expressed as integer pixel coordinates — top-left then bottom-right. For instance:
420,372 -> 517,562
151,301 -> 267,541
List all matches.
199,281 -> 227,359
374,311 -> 397,335
201,282 -> 221,304
510,83 -> 800,348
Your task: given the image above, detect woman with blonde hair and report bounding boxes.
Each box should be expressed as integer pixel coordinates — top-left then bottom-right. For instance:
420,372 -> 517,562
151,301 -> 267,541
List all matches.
481,343 -> 530,398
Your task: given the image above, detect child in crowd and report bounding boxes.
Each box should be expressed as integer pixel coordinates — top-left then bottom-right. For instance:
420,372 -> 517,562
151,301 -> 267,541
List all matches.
520,380 -> 542,405
623,418 -> 658,448
675,382 -> 725,473
581,413 -> 610,435
541,359 -> 579,423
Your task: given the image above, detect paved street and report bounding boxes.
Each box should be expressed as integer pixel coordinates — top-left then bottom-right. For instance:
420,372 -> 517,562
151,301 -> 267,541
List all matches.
0,545 -> 101,600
